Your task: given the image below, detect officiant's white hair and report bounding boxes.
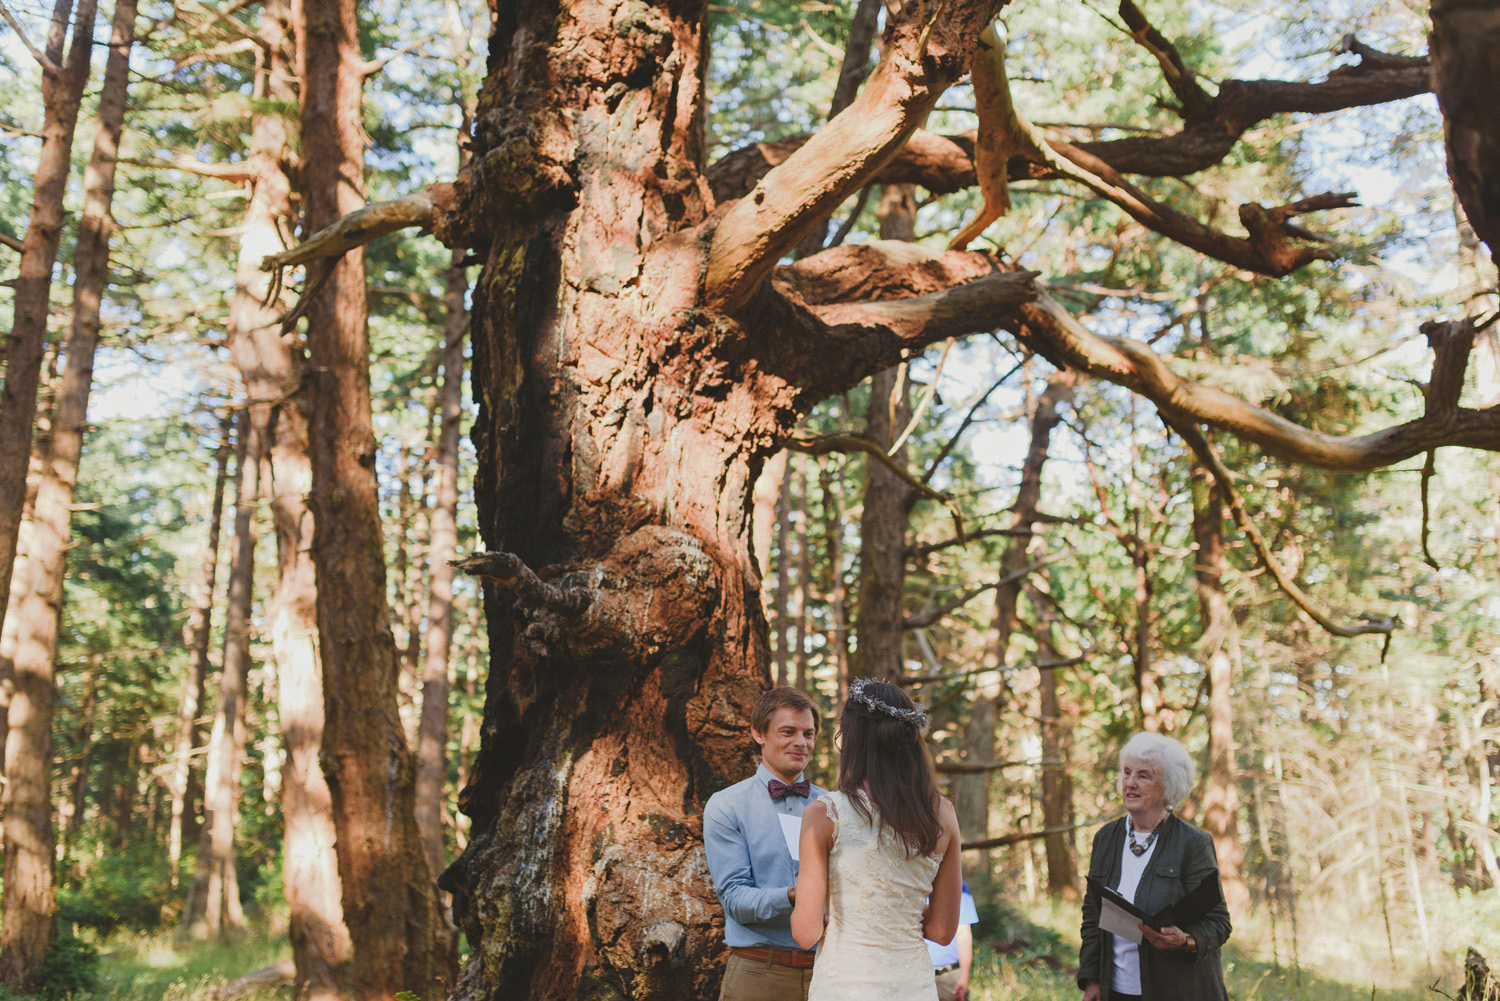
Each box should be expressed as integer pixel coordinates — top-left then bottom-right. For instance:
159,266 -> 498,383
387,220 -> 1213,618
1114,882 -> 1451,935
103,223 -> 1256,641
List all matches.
1118,732 -> 1195,809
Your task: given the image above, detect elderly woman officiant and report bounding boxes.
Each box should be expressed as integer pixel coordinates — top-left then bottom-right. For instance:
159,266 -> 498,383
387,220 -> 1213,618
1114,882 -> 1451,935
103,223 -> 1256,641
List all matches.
1078,732 -> 1232,1001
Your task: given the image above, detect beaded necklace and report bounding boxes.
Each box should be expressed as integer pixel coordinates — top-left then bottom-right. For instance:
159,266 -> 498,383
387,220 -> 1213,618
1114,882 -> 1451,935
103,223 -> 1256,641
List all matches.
1127,814 -> 1164,856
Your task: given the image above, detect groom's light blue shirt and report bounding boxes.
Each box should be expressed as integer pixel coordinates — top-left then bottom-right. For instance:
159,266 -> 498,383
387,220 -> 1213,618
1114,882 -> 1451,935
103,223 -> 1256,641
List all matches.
703,762 -> 826,950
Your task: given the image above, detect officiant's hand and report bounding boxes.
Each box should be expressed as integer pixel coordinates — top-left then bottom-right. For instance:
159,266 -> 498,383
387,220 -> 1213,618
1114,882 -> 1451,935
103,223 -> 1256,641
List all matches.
1081,982 -> 1100,1001
1139,923 -> 1195,953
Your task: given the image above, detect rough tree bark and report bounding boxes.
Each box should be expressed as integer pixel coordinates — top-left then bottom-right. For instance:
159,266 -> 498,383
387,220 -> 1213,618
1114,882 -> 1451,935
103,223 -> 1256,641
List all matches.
1190,461 -> 1250,914
0,0 -> 121,985
168,413 -> 232,888
295,0 -> 453,993
0,0 -> 97,637
435,2 -> 1015,997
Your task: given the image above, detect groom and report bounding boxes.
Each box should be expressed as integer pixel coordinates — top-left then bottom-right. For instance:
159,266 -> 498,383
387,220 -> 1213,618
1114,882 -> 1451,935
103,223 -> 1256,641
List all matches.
704,686 -> 825,1001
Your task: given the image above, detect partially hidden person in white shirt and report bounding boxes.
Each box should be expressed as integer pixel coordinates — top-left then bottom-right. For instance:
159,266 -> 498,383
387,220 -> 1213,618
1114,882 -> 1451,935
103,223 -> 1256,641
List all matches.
927,880 -> 979,1000
704,686 -> 827,1001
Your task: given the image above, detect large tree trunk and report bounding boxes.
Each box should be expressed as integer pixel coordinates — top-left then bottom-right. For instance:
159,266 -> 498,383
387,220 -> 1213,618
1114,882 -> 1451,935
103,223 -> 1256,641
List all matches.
0,0 -> 121,985
437,0 -> 1011,994
0,0 -> 98,635
169,413 -> 232,888
186,408 -> 258,939
295,0 -> 452,994
1190,461 -> 1250,914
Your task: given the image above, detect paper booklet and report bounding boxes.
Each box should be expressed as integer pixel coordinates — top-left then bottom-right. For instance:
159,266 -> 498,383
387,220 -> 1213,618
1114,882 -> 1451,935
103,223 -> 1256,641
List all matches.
1087,875 -> 1223,945
778,812 -> 802,861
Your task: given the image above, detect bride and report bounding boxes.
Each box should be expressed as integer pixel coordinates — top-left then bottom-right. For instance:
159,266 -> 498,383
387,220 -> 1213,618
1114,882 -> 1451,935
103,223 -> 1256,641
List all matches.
791,678 -> 964,1000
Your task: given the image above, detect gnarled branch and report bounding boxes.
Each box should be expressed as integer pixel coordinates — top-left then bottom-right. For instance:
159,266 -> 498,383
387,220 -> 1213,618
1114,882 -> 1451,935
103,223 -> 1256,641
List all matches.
451,551 -> 594,617
261,185 -> 455,272
706,52 -> 1429,199
1171,420 -> 1396,639
702,0 -> 1001,311
903,551 -> 1069,628
786,432 -> 965,540
1117,0 -> 1212,121
1012,291 -> 1500,471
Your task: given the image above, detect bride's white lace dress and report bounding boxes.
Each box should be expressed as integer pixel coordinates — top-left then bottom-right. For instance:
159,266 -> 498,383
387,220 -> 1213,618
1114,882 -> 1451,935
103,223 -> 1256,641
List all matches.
808,791 -> 941,1001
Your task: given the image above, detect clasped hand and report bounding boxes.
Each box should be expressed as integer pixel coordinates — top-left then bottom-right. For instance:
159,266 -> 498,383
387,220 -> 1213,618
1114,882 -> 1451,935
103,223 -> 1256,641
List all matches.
1138,923 -> 1193,952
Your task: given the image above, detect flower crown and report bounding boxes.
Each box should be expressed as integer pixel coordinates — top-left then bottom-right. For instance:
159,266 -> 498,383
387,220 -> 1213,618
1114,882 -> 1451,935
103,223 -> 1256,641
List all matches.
847,677 -> 929,730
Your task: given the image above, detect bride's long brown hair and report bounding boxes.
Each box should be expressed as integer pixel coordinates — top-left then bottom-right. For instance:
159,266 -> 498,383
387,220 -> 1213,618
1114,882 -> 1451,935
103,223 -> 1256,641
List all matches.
837,679 -> 944,856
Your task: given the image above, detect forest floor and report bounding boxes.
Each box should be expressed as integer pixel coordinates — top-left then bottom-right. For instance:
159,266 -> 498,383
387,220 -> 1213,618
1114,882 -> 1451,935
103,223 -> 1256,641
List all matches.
72,887 -> 1500,1000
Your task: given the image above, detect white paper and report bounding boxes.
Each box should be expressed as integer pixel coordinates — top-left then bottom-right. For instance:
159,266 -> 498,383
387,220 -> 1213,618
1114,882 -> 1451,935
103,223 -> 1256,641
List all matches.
1098,897 -> 1144,943
778,812 -> 802,861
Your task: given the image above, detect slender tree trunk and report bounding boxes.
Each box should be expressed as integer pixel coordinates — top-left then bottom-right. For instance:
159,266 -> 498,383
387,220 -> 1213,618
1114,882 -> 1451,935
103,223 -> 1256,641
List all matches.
852,184 -> 918,682
956,369 -> 1070,857
1022,374 -> 1076,897
170,413 -> 233,888
852,362 -> 913,681
62,660 -> 97,846
415,245 -> 469,901
0,0 -> 98,635
1132,532 -> 1159,732
823,457 -> 850,699
1032,576 -> 1079,898
794,456 -> 812,691
396,444 -> 428,745
0,0 -> 122,984
1190,461 -> 1249,914
186,408 -> 258,939
771,457 -> 791,685
296,0 -> 452,992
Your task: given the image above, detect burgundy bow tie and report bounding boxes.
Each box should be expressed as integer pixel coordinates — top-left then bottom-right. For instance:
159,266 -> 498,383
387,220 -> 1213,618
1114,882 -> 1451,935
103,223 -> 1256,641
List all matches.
768,779 -> 811,801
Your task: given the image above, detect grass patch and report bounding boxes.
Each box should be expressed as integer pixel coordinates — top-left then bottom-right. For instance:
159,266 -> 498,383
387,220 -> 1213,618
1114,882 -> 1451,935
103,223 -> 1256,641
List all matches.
965,891 -> 1497,1001
82,924 -> 290,1001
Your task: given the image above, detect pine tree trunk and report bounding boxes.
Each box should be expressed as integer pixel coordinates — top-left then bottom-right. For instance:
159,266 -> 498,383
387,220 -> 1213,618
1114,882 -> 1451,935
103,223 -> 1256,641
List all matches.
186,409 -> 258,939
170,413 -> 232,888
0,0 -> 123,984
415,248 -> 468,895
0,0 -> 98,637
296,0 -> 452,993
62,662 -> 97,845
1190,461 -> 1250,914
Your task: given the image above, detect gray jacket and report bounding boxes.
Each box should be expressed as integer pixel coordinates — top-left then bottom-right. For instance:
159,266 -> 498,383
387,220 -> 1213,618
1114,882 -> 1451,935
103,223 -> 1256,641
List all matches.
1078,814 -> 1232,1000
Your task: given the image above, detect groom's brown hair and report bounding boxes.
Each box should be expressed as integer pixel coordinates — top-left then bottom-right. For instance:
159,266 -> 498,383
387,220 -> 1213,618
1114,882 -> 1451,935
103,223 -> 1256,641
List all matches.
750,686 -> 821,736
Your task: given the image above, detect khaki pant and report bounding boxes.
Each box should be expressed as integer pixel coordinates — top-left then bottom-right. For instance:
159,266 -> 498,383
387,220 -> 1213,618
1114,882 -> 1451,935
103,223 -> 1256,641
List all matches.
935,966 -> 963,1001
719,952 -> 814,1001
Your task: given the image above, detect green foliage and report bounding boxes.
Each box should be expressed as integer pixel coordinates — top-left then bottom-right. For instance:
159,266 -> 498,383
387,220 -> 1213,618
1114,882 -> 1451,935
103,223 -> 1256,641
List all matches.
57,842 -> 176,936
35,932 -> 101,1001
